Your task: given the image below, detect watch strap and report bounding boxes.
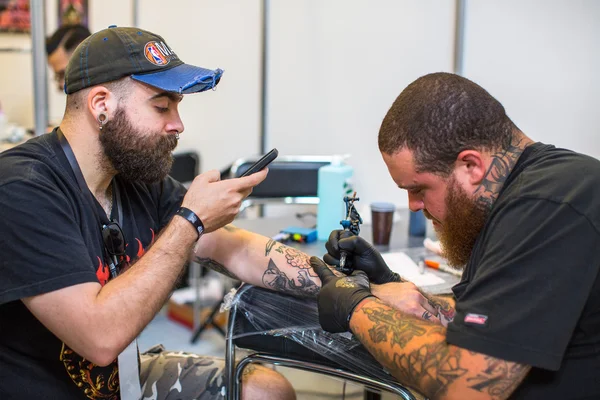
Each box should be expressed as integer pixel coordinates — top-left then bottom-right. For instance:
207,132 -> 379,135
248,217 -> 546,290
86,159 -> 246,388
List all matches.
176,207 -> 204,240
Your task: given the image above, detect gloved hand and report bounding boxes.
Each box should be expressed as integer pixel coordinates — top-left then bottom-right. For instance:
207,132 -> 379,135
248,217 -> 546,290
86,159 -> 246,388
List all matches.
311,256 -> 374,333
323,230 -> 403,284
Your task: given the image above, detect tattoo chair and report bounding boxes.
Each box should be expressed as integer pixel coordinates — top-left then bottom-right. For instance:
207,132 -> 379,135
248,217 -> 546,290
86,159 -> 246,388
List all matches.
224,284 -> 423,400
229,155 -> 333,213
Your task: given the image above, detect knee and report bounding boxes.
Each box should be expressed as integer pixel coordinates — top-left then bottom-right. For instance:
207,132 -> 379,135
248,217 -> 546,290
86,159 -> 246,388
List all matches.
241,364 -> 296,400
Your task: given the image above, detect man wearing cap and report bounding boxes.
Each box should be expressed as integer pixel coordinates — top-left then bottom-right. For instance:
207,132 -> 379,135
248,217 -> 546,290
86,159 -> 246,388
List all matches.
0,26 -> 317,399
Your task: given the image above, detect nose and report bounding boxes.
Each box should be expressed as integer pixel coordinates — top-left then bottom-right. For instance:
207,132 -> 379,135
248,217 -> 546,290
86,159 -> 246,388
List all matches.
167,112 -> 185,137
407,193 -> 424,212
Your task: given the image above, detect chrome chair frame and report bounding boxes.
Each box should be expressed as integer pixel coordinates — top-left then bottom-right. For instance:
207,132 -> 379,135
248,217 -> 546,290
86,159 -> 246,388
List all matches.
224,285 -> 419,400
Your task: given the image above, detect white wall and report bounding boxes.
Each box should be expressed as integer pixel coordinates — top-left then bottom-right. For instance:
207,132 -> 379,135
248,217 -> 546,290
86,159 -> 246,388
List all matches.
463,0 -> 600,159
265,0 -> 455,211
138,0 -> 263,174
2,1 -> 599,211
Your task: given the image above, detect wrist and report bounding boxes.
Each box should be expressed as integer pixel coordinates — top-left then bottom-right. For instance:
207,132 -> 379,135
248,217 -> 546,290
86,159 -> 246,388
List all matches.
347,295 -> 376,332
175,207 -> 205,241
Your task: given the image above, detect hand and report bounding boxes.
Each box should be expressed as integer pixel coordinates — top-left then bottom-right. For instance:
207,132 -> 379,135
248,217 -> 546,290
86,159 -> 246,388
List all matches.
182,168 -> 268,233
371,282 -> 442,325
310,256 -> 374,333
324,230 -> 402,284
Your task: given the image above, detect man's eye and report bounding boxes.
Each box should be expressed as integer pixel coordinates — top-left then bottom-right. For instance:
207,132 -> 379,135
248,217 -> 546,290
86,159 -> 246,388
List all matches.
156,107 -> 169,113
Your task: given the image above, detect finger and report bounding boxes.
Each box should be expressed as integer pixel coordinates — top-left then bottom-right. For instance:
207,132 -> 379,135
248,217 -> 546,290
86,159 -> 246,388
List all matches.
350,270 -> 369,279
201,169 -> 221,183
325,230 -> 343,256
310,256 -> 336,284
420,310 -> 442,325
323,253 -> 340,267
339,230 -> 355,240
337,235 -> 360,253
419,296 -> 439,316
237,168 -> 268,187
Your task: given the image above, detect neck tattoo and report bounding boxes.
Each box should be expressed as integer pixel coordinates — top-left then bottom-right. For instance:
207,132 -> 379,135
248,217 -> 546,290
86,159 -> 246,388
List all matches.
474,136 -> 531,210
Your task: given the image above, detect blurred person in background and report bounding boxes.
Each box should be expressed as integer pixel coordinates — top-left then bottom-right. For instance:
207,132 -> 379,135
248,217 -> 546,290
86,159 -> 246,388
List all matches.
46,24 -> 90,92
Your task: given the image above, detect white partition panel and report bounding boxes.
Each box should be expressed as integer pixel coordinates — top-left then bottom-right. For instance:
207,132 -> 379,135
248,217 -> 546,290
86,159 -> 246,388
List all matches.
138,0 -> 263,173
265,0 -> 455,210
463,0 -> 600,158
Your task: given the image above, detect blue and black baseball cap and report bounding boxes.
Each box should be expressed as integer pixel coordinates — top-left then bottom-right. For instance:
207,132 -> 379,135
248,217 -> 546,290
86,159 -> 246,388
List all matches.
64,25 -> 223,95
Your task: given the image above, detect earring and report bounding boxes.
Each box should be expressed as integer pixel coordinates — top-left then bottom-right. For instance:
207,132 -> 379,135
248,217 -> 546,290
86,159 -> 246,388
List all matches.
98,112 -> 108,130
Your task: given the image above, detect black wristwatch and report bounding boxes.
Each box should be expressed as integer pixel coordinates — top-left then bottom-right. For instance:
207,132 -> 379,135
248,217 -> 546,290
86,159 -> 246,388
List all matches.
176,207 -> 205,240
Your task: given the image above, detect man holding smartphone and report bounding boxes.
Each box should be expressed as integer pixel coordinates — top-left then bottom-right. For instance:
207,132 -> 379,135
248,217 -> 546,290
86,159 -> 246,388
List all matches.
0,26 -> 313,400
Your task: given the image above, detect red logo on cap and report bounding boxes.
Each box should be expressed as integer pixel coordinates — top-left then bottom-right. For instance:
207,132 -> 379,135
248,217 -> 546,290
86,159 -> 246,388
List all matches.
144,41 -> 172,66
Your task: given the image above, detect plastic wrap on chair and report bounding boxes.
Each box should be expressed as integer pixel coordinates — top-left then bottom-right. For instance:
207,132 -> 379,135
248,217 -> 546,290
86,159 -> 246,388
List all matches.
222,285 -> 404,387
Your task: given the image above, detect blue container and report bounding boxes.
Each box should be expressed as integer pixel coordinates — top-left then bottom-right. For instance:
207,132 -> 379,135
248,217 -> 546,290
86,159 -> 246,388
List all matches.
316,157 -> 353,241
409,210 -> 426,237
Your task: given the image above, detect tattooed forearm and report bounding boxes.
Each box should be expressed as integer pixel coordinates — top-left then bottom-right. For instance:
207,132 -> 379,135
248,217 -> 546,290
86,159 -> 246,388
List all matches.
466,355 -> 530,397
261,259 -> 319,297
353,302 -> 460,397
352,300 -> 529,399
362,307 -> 428,347
474,137 -> 529,210
194,256 -> 240,280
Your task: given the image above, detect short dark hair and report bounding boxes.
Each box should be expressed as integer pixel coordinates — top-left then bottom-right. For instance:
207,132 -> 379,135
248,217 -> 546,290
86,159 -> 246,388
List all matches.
46,24 -> 91,55
378,72 -> 518,175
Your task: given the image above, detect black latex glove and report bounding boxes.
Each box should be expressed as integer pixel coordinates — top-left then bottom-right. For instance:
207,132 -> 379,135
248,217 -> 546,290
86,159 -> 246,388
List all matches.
310,256 -> 374,333
323,230 -> 403,284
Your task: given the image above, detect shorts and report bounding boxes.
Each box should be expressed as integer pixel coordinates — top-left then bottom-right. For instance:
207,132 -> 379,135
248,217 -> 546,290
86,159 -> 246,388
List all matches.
140,345 -> 226,400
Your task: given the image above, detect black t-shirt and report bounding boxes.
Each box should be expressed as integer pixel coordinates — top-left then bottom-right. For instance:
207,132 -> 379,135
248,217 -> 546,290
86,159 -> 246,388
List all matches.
0,131 -> 186,399
446,143 -> 600,399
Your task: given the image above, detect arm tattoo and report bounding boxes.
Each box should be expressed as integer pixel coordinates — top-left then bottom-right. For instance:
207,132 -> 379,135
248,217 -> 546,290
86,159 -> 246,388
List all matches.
467,355 -> 529,397
474,137 -> 528,210
262,259 -> 319,297
427,298 -> 456,325
362,307 -> 439,348
194,256 -> 240,280
355,305 -> 464,396
223,224 -> 239,233
241,364 -> 258,379
419,290 -> 456,326
355,301 -> 528,399
265,239 -> 277,256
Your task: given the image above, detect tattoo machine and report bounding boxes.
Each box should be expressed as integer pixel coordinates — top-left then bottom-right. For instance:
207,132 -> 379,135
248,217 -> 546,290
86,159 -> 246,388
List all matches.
338,192 -> 363,274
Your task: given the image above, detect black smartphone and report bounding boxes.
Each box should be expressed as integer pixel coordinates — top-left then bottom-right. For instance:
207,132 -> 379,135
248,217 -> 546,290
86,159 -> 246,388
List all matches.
240,148 -> 279,177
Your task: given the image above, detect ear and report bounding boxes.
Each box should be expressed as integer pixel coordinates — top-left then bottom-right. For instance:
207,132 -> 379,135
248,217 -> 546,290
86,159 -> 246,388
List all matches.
87,86 -> 119,122
454,149 -> 488,186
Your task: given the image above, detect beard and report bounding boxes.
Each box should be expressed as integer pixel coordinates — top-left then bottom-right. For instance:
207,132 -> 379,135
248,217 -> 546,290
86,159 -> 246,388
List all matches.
431,176 -> 489,269
99,107 -> 178,184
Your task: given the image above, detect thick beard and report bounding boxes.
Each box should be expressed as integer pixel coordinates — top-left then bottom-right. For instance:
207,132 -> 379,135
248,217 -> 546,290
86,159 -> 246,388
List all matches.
435,176 -> 489,268
99,107 -> 177,184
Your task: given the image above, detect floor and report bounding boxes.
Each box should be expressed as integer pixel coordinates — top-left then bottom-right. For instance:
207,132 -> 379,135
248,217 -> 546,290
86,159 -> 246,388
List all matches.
138,302 -> 418,400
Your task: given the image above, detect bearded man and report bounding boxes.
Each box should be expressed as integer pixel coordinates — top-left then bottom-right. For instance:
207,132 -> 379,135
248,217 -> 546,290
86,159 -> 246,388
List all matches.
314,72 -> 600,399
0,26 -> 311,400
